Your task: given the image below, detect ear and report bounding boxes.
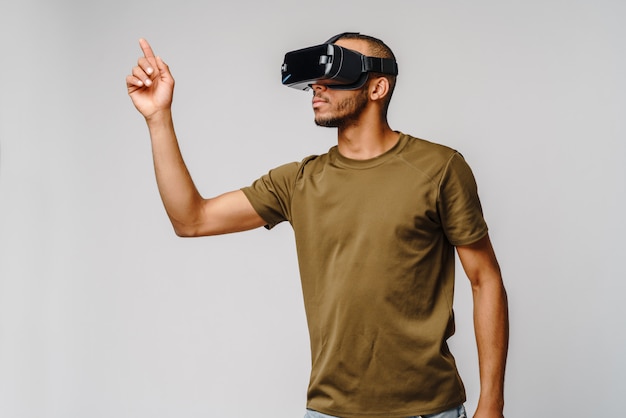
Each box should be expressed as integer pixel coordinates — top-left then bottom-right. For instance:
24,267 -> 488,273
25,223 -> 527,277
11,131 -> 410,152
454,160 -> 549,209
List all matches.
369,76 -> 390,102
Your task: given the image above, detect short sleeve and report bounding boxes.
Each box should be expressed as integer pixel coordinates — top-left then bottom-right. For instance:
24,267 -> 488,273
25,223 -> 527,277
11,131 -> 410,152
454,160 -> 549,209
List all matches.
241,162 -> 300,229
437,153 -> 489,246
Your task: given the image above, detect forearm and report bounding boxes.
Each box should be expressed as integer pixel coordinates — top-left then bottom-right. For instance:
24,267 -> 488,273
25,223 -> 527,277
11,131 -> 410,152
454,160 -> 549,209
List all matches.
146,110 -> 204,234
472,277 -> 509,414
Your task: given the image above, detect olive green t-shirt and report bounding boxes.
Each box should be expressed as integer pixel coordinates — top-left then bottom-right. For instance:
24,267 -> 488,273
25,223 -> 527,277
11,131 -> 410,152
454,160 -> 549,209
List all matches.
241,133 -> 488,417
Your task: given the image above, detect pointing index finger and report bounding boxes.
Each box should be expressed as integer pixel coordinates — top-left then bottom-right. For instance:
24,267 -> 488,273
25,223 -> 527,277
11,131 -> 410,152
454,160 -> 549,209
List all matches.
139,38 -> 155,58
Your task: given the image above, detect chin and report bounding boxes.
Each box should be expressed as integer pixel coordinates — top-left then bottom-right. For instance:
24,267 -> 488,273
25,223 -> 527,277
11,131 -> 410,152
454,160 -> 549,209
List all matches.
314,117 -> 340,128
315,110 -> 339,126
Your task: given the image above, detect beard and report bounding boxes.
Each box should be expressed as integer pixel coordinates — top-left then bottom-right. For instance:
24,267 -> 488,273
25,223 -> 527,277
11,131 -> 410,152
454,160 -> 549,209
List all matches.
314,87 -> 369,128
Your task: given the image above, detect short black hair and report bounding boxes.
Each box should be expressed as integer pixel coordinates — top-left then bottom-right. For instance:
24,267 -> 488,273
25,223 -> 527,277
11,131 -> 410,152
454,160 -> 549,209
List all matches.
335,33 -> 396,62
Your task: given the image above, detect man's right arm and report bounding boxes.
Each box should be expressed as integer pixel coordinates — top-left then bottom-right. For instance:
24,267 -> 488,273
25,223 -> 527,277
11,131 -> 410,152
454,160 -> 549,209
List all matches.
126,39 -> 266,237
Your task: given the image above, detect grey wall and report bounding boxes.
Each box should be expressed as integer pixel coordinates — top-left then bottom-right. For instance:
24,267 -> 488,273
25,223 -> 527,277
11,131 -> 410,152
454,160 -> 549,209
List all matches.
1,0 -> 624,416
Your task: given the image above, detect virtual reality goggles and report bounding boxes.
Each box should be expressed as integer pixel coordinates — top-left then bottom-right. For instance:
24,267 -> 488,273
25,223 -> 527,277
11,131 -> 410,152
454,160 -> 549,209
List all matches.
281,32 -> 398,91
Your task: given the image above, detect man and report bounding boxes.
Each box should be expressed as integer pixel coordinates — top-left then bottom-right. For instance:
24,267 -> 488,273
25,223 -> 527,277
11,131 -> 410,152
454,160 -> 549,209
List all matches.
126,33 -> 508,418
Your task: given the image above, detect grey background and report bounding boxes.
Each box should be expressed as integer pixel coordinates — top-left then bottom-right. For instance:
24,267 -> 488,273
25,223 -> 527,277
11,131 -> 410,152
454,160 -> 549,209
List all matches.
1,0 -> 624,416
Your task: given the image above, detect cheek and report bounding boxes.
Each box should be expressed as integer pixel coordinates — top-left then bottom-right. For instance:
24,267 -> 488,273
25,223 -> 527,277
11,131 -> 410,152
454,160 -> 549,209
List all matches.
335,96 -> 355,112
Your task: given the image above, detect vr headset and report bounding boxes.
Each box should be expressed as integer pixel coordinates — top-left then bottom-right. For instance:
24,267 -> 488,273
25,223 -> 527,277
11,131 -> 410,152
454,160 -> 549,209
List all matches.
281,32 -> 398,91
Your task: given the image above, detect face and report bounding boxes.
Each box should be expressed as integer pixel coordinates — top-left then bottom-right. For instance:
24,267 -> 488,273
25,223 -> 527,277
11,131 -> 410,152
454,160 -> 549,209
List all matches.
312,83 -> 369,128
311,39 -> 372,128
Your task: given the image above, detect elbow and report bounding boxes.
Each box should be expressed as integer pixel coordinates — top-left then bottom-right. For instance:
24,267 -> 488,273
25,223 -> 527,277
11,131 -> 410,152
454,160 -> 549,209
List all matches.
171,220 -> 200,238
171,217 -> 220,238
166,206 -> 207,237
173,226 -> 195,237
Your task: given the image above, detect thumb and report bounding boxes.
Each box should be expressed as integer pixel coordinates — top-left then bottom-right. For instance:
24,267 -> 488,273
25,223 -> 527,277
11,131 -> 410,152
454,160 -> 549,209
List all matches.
155,56 -> 173,82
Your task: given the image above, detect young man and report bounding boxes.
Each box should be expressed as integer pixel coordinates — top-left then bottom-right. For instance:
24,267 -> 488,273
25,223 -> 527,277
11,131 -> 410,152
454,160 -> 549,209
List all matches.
126,33 -> 508,418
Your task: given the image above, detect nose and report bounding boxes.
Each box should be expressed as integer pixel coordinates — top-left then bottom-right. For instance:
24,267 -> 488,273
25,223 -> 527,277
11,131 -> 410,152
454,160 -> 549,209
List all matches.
310,83 -> 328,92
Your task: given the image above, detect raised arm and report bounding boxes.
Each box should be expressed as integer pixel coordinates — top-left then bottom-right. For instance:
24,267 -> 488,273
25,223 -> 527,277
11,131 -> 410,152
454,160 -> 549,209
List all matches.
456,234 -> 509,418
126,39 -> 265,236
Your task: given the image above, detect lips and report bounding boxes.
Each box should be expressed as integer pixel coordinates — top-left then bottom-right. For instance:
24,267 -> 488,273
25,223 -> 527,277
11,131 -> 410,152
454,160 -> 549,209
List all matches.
312,96 -> 329,108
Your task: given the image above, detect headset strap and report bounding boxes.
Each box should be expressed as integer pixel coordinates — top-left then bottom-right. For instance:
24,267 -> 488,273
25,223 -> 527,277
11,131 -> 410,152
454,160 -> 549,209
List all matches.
363,56 -> 399,76
325,32 -> 399,76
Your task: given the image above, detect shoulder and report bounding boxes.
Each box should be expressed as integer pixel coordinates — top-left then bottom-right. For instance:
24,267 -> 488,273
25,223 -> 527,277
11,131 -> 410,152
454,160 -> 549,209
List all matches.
291,150 -> 334,179
398,133 -> 458,161
395,133 -> 464,181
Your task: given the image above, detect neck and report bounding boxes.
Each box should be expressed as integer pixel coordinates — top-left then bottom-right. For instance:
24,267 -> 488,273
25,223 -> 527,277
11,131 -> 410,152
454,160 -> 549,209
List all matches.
336,110 -> 399,160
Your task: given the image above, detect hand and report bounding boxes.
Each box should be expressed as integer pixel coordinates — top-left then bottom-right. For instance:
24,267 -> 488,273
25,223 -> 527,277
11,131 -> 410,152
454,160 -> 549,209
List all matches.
473,412 -> 504,418
473,403 -> 504,418
126,38 -> 174,119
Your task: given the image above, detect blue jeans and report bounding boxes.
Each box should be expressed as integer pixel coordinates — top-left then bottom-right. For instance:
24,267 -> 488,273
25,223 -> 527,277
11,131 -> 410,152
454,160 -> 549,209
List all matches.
304,404 -> 466,418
